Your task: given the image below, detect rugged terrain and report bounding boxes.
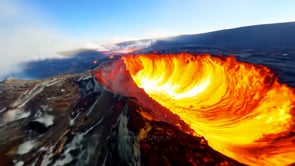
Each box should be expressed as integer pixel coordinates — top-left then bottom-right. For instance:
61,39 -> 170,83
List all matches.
0,71 -> 243,165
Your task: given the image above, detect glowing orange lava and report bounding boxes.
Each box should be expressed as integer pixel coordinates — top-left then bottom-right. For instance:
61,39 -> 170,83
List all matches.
94,53 -> 295,166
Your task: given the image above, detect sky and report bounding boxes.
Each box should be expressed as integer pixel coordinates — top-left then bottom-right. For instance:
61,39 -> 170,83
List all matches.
21,0 -> 295,40
1,0 -> 295,78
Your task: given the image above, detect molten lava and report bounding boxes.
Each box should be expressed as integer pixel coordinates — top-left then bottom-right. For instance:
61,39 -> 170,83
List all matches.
94,53 -> 295,166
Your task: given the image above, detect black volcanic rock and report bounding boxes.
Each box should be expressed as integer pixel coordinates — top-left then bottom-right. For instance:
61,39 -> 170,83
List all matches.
0,72 -> 244,165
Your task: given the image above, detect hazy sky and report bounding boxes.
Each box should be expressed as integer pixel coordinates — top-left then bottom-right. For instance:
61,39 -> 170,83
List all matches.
0,0 -> 295,77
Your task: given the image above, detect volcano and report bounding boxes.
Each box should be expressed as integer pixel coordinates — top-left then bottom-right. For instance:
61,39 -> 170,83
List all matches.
1,52 -> 294,166
1,22 -> 295,166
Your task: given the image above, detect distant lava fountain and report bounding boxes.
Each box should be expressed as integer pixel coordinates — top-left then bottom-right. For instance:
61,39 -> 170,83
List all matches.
93,53 -> 295,165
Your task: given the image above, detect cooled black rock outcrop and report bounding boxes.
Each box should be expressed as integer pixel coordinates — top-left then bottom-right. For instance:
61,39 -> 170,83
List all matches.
0,72 -> 243,165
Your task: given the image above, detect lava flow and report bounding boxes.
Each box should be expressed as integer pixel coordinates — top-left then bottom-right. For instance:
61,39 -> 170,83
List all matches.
93,53 -> 295,166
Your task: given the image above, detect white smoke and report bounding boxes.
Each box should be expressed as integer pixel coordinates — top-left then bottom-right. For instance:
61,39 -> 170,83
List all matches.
0,1 -> 158,80
0,1 -> 83,80
85,39 -> 155,52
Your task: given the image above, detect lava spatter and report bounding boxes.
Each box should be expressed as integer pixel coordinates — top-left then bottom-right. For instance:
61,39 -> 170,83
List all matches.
94,53 -> 295,166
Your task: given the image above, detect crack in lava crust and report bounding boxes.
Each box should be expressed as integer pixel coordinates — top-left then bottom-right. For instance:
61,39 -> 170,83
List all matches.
94,53 -> 295,166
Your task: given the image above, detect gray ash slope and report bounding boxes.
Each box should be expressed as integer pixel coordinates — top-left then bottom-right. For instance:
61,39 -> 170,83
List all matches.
150,21 -> 295,50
